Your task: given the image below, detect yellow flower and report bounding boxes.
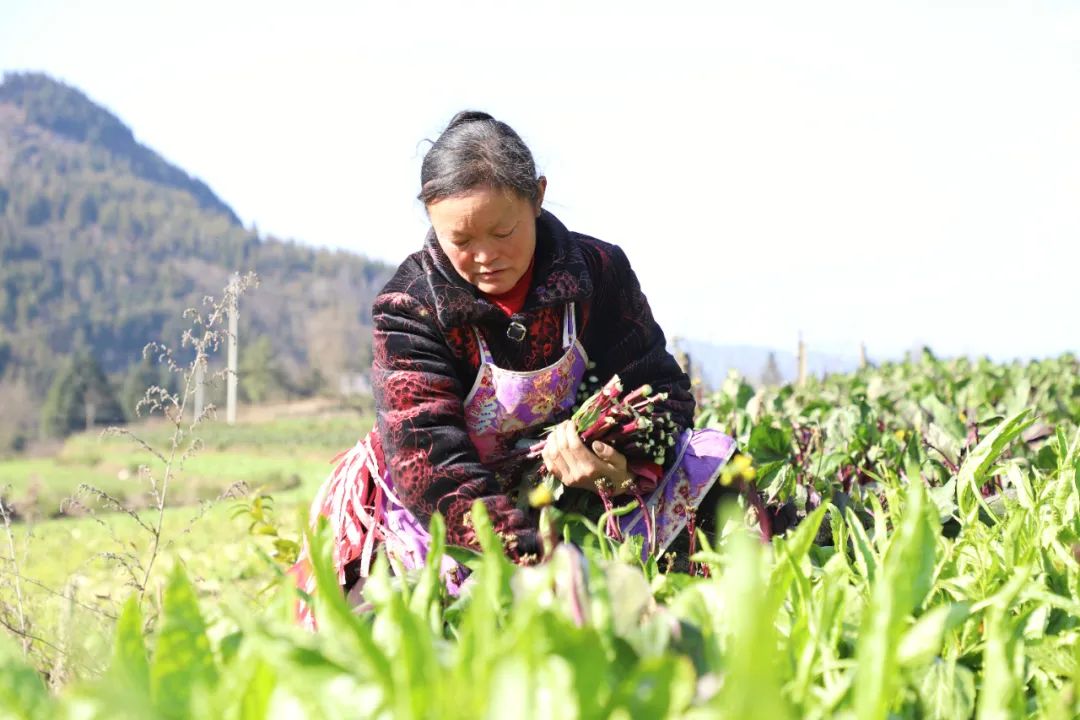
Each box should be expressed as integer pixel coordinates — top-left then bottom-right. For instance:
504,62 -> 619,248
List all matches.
720,454 -> 756,486
528,484 -> 554,508
720,467 -> 737,486
894,429 -> 908,442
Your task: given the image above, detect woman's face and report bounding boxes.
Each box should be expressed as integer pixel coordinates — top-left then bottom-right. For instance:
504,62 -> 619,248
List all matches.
428,179 -> 546,295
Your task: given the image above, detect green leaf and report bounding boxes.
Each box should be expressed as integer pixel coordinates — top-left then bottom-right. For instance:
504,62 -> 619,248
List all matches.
897,603 -> 971,668
956,410 -> 1034,525
845,506 -> 878,583
916,659 -> 976,720
925,423 -> 962,468
747,424 -> 792,464
110,596 -> 150,695
383,563 -> 440,719
853,479 -> 936,720
927,478 -> 958,523
714,527 -> 794,719
762,463 -> 795,502
604,562 -> 653,638
623,611 -> 678,661
764,504 -> 827,620
305,517 -> 393,694
920,394 -> 966,441
150,565 -> 219,720
609,655 -> 696,718
976,568 -> 1032,720
1025,637 -> 1079,678
409,512 -> 446,634
238,659 -> 276,720
0,639 -> 54,719
468,500 -> 514,615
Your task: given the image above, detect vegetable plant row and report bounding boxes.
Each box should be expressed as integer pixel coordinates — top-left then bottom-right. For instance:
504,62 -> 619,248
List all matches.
2,351 -> 1078,718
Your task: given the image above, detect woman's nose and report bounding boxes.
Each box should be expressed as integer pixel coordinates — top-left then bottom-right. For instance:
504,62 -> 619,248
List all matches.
471,241 -> 497,265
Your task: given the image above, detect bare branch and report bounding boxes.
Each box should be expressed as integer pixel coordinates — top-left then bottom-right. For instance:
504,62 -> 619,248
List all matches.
99,426 -> 168,465
0,488 -> 29,657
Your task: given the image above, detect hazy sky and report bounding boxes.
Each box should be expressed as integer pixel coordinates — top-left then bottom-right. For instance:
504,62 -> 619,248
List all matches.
2,0 -> 1077,360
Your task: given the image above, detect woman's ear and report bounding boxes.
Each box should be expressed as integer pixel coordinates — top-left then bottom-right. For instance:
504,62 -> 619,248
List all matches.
534,176 -> 548,216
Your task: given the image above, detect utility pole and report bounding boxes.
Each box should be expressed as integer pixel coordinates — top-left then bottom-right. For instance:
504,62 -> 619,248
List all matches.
672,336 -> 705,404
226,273 -> 238,425
193,358 -> 205,421
797,333 -> 807,388
859,342 -> 868,370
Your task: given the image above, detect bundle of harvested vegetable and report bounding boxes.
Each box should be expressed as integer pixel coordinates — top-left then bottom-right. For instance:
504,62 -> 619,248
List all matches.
523,375 -> 678,538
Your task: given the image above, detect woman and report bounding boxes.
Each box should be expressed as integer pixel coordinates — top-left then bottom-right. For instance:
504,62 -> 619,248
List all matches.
292,111 -> 735,623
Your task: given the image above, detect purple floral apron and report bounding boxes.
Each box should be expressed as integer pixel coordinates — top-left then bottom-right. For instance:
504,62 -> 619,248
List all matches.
464,302 -> 589,467
292,302 -> 735,626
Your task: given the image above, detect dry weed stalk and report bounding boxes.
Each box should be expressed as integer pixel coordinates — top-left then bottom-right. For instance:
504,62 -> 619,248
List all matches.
0,487 -> 29,658
0,273 -> 258,675
95,271 -> 259,604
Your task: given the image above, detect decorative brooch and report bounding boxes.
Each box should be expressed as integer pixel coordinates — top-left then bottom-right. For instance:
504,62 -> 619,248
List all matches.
506,321 -> 527,342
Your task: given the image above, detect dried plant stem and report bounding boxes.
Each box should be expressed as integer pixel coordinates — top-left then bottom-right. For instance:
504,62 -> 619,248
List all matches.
0,564 -> 116,619
48,580 -> 77,691
0,615 -> 61,659
137,344 -> 203,604
36,272 -> 259,625
0,493 -> 29,657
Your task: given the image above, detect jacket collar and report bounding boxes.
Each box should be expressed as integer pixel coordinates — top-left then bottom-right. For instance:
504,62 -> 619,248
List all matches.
422,209 -> 593,328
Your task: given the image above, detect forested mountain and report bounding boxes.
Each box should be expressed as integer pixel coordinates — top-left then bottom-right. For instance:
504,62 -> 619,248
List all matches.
0,72 -> 394,448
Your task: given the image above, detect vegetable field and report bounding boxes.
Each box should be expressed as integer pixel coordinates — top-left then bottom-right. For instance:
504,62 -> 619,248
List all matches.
3,352 -> 1080,719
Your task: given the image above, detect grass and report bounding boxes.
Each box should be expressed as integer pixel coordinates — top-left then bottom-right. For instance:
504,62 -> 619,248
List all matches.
2,500 -> 301,678
0,413 -> 373,520
0,407 -> 373,677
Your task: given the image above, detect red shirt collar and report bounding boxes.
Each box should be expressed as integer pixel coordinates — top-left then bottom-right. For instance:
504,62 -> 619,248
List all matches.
481,256 -> 535,316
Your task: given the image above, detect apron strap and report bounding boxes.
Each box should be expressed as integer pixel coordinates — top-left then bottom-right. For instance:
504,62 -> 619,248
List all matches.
472,326 -> 495,366
562,302 -> 577,349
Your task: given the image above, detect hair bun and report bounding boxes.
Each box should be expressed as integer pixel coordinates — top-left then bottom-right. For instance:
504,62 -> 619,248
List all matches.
419,110 -> 539,206
446,110 -> 495,131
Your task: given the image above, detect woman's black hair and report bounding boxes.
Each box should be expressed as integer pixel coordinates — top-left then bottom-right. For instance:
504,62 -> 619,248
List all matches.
418,110 -> 542,205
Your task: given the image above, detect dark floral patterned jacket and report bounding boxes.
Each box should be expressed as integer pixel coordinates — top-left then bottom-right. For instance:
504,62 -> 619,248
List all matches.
371,210 -> 694,562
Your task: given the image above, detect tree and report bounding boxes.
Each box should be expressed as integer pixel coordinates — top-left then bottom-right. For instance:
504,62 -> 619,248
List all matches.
41,352 -> 124,436
304,302 -> 366,396
0,375 -> 35,452
760,352 -> 783,388
120,354 -> 175,421
0,337 -> 11,377
77,193 -> 98,226
239,335 -> 285,404
25,195 -> 52,226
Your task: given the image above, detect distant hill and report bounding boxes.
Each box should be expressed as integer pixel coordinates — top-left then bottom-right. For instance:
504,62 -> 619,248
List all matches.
672,338 -> 859,388
0,73 -> 239,222
0,72 -> 394,446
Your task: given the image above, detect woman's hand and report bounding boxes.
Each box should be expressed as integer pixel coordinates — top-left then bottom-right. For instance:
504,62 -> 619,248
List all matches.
540,420 -> 633,495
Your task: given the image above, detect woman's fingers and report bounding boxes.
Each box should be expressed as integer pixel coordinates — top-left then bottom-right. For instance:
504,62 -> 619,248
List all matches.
591,441 -> 625,471
542,422 -> 633,493
560,422 -> 596,484
549,453 -> 574,485
543,422 -> 578,484
563,422 -> 585,451
542,421 -> 573,482
591,441 -> 631,494
541,424 -> 571,481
